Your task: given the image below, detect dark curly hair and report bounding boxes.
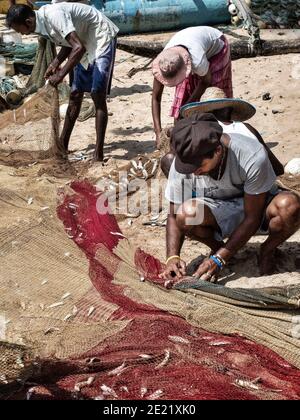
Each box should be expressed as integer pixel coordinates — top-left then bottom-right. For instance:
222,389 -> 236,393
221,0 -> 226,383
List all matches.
6,5 -> 35,28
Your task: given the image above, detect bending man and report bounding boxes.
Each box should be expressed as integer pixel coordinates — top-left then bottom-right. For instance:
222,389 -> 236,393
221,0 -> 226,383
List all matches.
7,3 -> 118,161
152,26 -> 232,149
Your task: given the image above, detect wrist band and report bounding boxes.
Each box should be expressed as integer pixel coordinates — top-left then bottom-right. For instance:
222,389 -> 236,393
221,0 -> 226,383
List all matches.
209,255 -> 223,270
166,255 -> 181,265
215,253 -> 227,266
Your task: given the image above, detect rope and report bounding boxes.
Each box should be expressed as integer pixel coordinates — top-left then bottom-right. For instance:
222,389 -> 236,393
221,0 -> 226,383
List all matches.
231,0 -> 262,55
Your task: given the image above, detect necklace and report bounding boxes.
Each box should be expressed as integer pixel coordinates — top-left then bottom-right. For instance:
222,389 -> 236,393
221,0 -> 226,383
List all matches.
217,146 -> 226,181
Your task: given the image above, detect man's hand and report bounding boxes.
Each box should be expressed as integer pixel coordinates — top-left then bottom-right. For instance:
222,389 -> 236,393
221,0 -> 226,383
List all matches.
48,71 -> 64,87
45,63 -> 58,80
159,258 -> 187,281
193,257 -> 220,283
155,126 -> 173,150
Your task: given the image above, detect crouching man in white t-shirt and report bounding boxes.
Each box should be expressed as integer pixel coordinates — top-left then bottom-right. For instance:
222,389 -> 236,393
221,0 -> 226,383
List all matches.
161,112 -> 300,282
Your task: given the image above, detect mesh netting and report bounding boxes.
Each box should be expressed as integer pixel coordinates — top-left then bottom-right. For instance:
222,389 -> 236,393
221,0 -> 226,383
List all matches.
23,38 -> 56,96
0,341 -> 33,389
0,82 -> 65,162
0,37 -> 68,164
1,180 -> 300,400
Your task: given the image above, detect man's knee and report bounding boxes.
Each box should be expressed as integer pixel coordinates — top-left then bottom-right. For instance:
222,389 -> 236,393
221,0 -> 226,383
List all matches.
91,91 -> 107,108
176,200 -> 205,231
69,91 -> 84,104
270,192 -> 300,230
161,153 -> 175,178
65,92 -> 83,119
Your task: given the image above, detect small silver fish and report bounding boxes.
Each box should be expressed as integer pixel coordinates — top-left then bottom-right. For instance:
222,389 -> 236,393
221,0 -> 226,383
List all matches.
74,376 -> 95,392
168,335 -> 190,345
100,384 -> 118,399
48,301 -> 64,309
155,350 -> 170,370
108,362 -> 127,376
147,389 -> 163,400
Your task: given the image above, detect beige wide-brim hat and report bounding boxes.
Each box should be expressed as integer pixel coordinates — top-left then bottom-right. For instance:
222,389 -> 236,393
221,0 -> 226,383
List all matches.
180,87 -> 256,122
152,46 -> 192,87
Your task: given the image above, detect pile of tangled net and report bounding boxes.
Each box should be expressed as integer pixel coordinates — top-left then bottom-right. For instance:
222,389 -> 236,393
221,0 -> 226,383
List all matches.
0,38 -> 55,103
0,43 -> 37,65
0,77 -> 17,96
1,181 -> 300,400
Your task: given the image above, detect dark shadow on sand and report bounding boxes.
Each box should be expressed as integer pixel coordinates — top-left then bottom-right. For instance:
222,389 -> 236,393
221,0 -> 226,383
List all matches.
110,84 -> 152,98
186,242 -> 300,286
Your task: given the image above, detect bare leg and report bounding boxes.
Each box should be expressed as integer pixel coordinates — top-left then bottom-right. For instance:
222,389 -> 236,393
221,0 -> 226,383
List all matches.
260,192 -> 300,275
60,91 -> 84,153
188,226 -> 225,254
176,200 -> 225,253
91,91 -> 108,162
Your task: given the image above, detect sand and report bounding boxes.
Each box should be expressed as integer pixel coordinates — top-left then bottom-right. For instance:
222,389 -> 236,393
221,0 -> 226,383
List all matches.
0,34 -> 299,290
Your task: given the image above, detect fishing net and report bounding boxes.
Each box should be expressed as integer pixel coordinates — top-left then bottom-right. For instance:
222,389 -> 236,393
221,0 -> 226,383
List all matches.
0,180 -> 300,400
0,197 -> 128,391
0,81 -> 66,162
23,38 -> 56,96
0,36 -> 60,164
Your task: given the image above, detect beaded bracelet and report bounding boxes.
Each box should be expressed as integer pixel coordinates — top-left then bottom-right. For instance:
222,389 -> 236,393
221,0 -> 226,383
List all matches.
209,255 -> 224,270
215,253 -> 227,266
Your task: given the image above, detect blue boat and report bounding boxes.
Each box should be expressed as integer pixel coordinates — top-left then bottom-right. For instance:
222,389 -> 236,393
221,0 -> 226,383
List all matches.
35,0 -> 230,35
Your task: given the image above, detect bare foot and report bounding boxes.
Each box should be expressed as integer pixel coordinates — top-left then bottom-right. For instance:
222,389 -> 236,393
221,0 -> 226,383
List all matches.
94,155 -> 110,164
259,249 -> 277,276
94,153 -> 104,162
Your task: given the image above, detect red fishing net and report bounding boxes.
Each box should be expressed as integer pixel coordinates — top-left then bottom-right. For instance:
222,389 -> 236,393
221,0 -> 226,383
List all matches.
8,181 -> 300,400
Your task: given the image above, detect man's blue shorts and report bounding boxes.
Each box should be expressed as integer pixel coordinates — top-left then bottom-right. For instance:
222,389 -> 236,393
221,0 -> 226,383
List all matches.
72,38 -> 117,94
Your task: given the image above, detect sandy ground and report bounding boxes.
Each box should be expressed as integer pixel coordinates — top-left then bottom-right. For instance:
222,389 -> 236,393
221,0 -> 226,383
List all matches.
0,32 -> 300,290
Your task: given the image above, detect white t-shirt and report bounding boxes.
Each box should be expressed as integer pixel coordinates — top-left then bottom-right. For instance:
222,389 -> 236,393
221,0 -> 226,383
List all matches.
165,122 -> 277,204
164,26 -> 224,77
34,3 -> 119,68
